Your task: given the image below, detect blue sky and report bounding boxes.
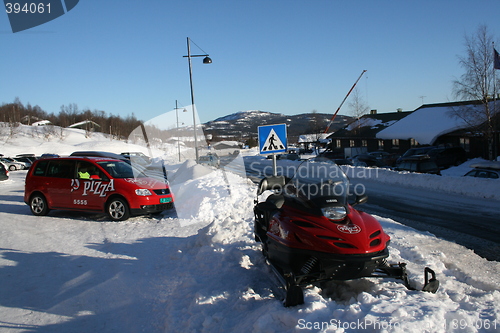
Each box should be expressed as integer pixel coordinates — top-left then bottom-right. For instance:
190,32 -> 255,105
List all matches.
2,0 -> 500,123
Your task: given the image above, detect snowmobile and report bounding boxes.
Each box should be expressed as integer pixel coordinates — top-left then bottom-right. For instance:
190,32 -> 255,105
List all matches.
254,160 -> 439,307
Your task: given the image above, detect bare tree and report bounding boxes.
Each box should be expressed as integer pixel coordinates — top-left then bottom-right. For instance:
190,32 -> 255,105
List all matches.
453,25 -> 499,160
348,87 -> 370,135
306,110 -> 325,141
348,87 -> 370,120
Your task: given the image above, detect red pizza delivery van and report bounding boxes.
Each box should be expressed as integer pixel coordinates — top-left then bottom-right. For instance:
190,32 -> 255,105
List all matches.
24,156 -> 174,221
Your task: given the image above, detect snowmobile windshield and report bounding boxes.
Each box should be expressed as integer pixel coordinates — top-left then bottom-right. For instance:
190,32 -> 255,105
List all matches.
287,160 -> 349,204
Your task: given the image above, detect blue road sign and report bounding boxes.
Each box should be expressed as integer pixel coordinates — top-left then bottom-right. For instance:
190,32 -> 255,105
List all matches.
258,124 -> 287,154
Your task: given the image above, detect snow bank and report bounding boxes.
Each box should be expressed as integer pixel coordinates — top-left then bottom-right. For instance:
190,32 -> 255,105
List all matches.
342,161 -> 500,200
245,155 -> 500,201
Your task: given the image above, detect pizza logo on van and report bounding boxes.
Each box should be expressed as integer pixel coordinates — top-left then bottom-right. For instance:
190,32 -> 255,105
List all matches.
71,179 -> 115,197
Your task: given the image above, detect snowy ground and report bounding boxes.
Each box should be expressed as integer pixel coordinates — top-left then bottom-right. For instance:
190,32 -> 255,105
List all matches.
1,125 -> 499,332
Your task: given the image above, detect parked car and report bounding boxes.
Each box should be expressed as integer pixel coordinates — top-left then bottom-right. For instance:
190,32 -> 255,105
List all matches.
0,162 -> 8,181
396,146 -> 436,165
316,150 -> 343,160
367,151 -> 399,166
332,158 -> 353,166
427,147 -> 467,169
24,156 -> 175,221
199,153 -> 220,168
15,154 -> 37,163
70,151 -> 129,162
282,153 -> 300,160
72,152 -> 167,181
121,152 -> 152,165
267,153 -> 301,161
12,157 -> 32,169
394,155 -> 441,174
0,157 -> 25,171
349,154 -> 386,167
14,155 -> 36,164
39,153 -> 60,159
463,161 -> 500,179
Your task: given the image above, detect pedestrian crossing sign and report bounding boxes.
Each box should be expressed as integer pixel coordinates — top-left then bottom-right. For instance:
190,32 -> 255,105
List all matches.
258,124 -> 287,154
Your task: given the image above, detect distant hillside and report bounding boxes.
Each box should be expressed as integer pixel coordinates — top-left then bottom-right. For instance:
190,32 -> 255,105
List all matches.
203,110 -> 353,143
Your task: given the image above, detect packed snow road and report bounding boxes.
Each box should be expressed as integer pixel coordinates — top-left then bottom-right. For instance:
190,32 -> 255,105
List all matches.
352,178 -> 500,261
1,162 -> 500,333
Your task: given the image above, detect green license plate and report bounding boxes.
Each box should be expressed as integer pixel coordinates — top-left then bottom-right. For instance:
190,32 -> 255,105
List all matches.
160,197 -> 172,204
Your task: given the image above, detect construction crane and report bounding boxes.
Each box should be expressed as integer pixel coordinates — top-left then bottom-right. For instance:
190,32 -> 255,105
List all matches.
323,70 -> 367,133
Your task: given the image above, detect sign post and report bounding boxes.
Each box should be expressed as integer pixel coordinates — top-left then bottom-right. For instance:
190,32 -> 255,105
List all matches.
258,124 -> 287,176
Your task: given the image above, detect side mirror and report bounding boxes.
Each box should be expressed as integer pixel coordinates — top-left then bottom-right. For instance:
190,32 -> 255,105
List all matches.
352,194 -> 368,206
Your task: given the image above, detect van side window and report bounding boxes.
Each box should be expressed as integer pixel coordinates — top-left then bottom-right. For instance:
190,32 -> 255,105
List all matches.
47,160 -> 75,178
33,160 -> 49,176
77,161 -> 105,180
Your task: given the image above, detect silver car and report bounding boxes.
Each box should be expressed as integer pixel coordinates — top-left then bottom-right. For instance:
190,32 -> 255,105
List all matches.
0,158 -> 25,171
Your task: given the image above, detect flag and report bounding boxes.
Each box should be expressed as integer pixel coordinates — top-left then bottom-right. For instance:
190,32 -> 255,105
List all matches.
494,48 -> 500,70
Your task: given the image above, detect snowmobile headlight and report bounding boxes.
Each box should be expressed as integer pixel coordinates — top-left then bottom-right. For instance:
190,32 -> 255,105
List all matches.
321,206 -> 347,221
135,189 -> 152,196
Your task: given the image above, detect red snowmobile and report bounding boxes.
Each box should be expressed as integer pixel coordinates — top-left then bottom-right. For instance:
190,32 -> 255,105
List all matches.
254,161 -> 439,307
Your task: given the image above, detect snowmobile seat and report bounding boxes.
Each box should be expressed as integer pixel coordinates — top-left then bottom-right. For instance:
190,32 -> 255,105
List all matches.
255,176 -> 286,238
257,176 -> 287,196
265,194 -> 285,209
257,176 -> 286,209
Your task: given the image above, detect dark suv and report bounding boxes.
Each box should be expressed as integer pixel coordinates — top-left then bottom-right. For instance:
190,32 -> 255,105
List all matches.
395,155 -> 441,174
427,147 -> 467,169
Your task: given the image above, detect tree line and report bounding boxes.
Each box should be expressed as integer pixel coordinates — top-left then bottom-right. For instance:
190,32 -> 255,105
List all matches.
0,98 -> 142,139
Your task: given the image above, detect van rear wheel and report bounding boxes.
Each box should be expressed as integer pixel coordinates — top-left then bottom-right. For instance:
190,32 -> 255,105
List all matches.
30,194 -> 49,216
106,197 -> 130,221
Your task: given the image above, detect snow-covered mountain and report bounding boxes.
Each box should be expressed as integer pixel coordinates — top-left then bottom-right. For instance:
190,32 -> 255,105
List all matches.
203,110 -> 353,141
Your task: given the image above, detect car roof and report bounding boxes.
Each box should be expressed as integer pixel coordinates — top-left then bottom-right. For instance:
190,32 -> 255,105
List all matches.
400,154 -> 432,161
469,161 -> 500,170
70,151 -> 128,160
36,156 -> 125,163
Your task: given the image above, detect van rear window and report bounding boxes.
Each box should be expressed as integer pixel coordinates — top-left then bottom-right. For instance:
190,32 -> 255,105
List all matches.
46,160 -> 75,178
33,160 -> 49,176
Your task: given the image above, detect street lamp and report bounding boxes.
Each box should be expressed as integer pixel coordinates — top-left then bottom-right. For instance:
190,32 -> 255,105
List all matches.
184,37 -> 212,163
174,100 -> 187,162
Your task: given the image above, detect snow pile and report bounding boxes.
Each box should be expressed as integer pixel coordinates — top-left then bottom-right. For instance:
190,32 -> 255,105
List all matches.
169,160 -> 253,225
342,162 -> 500,200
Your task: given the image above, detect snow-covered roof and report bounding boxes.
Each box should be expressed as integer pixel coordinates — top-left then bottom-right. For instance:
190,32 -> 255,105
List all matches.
298,133 -> 331,143
212,141 -> 241,149
31,120 -> 51,126
68,120 -> 101,128
376,101 -> 496,145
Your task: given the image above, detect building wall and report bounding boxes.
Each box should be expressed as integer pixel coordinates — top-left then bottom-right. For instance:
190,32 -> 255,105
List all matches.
328,138 -> 414,157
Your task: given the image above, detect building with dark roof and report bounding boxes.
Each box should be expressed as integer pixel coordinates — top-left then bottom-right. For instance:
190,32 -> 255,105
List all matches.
327,109 -> 413,157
